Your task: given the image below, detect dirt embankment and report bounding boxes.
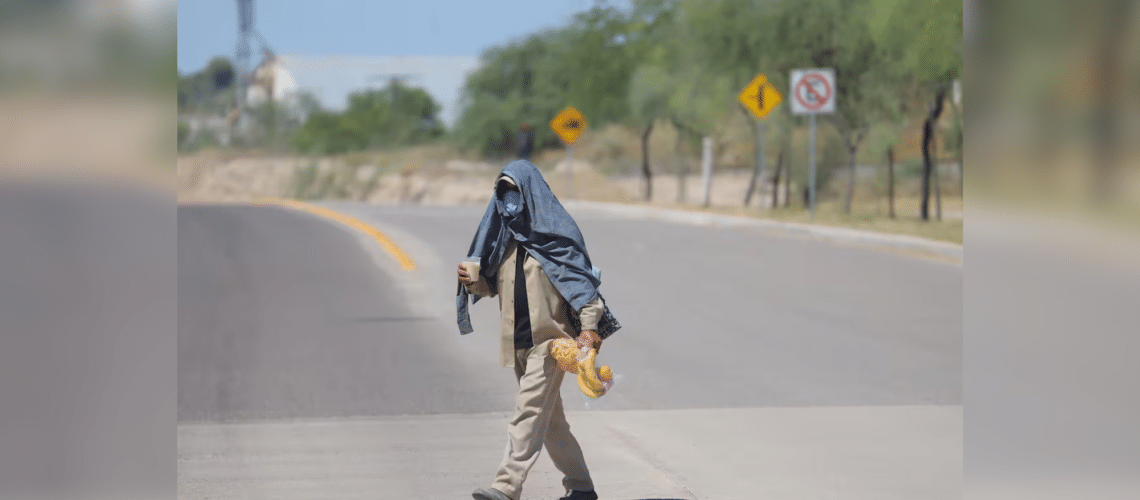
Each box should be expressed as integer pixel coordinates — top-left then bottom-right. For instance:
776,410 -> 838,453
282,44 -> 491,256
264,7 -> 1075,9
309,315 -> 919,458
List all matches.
2,95 -> 173,189
177,151 -> 795,208
178,153 -> 492,204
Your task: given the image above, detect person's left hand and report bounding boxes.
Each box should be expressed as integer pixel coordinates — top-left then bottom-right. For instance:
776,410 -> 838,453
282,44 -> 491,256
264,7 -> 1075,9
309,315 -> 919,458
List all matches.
577,330 -> 602,353
457,263 -> 473,286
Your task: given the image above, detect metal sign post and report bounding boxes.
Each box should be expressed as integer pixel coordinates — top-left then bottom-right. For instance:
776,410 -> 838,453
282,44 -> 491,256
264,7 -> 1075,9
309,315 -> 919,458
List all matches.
737,73 -> 782,210
756,120 -> 767,209
567,145 -> 574,198
790,68 -> 836,220
809,114 -> 817,219
701,136 -> 713,207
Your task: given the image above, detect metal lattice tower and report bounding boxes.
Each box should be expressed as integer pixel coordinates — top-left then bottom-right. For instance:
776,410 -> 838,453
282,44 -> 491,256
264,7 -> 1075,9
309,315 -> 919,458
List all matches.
235,0 -> 255,116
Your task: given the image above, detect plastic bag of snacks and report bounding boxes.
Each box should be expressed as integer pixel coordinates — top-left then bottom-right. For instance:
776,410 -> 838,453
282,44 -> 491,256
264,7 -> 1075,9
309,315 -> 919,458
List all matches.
549,338 -> 616,403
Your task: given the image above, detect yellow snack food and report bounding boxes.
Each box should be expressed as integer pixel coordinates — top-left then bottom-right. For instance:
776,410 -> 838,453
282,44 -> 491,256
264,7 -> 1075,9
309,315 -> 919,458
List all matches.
549,338 -> 579,374
578,374 -> 604,399
551,340 -> 615,399
577,349 -> 605,396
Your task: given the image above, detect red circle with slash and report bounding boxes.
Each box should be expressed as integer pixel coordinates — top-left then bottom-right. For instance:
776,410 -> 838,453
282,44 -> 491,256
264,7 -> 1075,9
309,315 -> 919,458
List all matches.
794,73 -> 832,110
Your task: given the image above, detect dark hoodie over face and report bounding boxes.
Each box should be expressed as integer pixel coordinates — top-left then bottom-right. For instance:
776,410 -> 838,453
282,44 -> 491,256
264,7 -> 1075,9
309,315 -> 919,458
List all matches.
456,160 -> 620,338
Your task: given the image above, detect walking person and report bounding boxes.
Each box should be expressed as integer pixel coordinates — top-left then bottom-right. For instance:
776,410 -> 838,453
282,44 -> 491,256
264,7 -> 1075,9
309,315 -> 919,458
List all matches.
516,123 -> 535,161
456,159 -> 620,500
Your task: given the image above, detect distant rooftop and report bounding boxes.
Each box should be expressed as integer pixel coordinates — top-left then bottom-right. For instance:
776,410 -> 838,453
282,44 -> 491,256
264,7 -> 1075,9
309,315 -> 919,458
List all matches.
275,55 -> 482,129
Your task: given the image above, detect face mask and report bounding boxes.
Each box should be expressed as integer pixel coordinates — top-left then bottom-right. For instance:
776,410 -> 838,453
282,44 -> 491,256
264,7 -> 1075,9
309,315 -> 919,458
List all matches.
497,177 -> 523,217
501,189 -> 523,215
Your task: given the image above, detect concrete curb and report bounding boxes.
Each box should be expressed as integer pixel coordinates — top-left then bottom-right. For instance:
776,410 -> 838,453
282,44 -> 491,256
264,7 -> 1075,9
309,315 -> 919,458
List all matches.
563,200 -> 963,262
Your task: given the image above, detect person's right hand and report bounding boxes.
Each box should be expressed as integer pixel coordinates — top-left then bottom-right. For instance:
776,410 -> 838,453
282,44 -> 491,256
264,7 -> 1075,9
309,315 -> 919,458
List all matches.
457,263 -> 473,286
577,330 -> 602,353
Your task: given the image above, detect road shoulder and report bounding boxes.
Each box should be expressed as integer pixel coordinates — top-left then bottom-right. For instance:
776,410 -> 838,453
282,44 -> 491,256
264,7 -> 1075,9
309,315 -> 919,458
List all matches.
179,405 -> 961,500
563,200 -> 963,265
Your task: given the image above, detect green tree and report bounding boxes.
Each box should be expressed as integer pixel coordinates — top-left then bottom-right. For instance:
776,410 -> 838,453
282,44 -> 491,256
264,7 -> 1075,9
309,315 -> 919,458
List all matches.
455,4 -> 639,158
205,57 -> 235,92
666,23 -> 738,206
178,56 -> 238,114
766,0 -> 895,214
562,5 -> 637,125
292,82 -> 443,155
870,0 -> 962,220
293,110 -> 363,155
677,0 -> 781,206
624,0 -> 680,200
627,64 -> 671,200
455,29 -> 571,157
177,121 -> 190,149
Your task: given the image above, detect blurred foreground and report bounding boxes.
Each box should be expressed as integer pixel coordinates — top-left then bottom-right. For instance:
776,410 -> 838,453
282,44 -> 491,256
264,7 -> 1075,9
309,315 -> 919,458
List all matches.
967,1 -> 1140,499
0,0 -> 1138,499
0,2 -> 175,500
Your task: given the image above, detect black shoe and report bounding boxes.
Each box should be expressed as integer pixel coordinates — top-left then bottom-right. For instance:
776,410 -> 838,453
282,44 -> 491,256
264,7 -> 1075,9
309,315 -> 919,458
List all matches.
472,487 -> 512,500
559,491 -> 598,500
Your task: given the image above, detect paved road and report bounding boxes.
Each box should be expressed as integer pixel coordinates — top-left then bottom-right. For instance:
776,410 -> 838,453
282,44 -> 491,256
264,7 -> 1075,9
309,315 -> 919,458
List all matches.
178,201 -> 962,499
0,181 -> 174,499
177,204 -> 515,421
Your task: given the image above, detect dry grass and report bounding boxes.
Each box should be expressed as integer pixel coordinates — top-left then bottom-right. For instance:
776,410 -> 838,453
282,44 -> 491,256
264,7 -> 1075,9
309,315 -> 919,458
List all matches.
3,94 -> 173,190
542,167 -> 634,203
336,142 -> 470,176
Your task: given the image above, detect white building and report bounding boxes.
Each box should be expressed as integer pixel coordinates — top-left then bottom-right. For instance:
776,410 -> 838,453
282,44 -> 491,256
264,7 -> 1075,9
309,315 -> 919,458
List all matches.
246,55 -> 300,107
215,54 -> 481,132
223,54 -> 308,132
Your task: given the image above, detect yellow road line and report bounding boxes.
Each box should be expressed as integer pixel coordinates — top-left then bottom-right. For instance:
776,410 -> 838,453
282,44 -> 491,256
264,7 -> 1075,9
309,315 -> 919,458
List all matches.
251,198 -> 417,271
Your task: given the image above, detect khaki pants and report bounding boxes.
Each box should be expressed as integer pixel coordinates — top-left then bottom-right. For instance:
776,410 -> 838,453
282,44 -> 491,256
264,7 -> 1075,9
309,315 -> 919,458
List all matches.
491,339 -> 593,499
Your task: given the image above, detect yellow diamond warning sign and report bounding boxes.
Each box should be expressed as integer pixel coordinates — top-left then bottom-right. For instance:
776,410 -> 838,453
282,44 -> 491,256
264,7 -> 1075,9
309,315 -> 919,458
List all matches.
550,106 -> 587,144
738,73 -> 783,120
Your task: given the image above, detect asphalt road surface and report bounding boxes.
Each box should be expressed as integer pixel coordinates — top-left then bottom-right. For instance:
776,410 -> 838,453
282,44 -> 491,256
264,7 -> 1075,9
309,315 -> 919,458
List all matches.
0,181 -> 174,499
178,201 -> 962,500
177,204 -> 505,421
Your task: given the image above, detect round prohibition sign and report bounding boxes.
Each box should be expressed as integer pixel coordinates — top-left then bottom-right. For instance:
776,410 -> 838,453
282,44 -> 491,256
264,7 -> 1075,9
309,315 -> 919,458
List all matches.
794,73 -> 832,110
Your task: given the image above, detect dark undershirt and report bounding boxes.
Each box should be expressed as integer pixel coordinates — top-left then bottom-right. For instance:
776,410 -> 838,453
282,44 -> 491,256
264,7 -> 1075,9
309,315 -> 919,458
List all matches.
512,242 -> 533,349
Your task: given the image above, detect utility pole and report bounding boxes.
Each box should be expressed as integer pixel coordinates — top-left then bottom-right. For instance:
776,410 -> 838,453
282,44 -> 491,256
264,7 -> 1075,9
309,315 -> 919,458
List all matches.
234,0 -> 255,128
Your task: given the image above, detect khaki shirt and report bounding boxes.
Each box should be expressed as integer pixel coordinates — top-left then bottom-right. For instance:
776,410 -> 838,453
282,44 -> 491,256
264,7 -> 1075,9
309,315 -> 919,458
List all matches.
463,238 -> 603,368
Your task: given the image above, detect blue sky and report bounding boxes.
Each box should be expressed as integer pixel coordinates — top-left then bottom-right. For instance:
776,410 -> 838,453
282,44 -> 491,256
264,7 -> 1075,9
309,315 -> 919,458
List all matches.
177,0 -> 603,74
177,1 -> 626,126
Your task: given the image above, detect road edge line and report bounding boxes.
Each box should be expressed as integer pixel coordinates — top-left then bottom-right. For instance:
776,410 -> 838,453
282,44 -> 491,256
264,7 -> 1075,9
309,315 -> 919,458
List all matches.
250,198 -> 417,271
